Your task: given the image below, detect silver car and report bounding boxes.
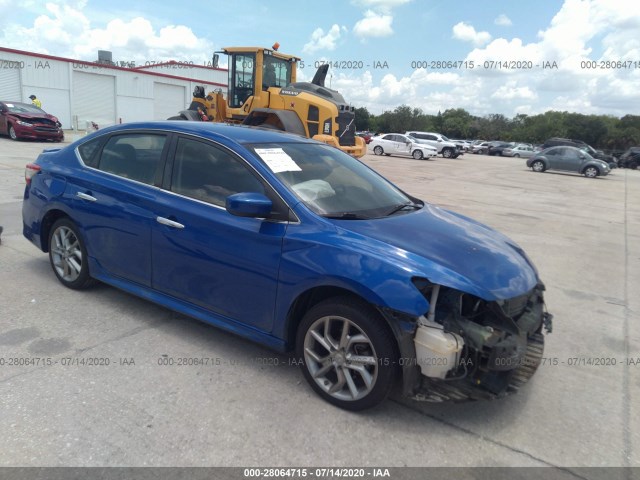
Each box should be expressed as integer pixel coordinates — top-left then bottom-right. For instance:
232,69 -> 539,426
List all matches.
503,145 -> 535,158
526,146 -> 610,178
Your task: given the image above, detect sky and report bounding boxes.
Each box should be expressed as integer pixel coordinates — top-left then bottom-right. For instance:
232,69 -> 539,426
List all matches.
1,0 -> 639,117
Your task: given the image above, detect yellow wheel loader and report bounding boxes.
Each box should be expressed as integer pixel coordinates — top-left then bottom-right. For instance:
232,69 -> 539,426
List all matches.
169,45 -> 366,158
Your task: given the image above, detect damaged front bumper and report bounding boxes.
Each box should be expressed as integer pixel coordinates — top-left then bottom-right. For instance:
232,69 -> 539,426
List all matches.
381,284 -> 553,403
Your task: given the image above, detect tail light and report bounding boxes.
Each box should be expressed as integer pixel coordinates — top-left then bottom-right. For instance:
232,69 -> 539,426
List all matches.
25,163 -> 41,184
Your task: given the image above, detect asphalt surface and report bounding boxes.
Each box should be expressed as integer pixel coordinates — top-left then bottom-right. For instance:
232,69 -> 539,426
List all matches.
0,134 -> 638,473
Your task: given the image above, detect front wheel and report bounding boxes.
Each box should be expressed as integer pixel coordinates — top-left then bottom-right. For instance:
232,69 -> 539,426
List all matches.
513,153 -> 520,158
584,166 -> 599,178
9,125 -> 18,140
531,160 -> 545,172
296,297 -> 398,411
442,148 -> 454,158
373,146 -> 383,155
48,218 -> 96,289
412,150 -> 423,160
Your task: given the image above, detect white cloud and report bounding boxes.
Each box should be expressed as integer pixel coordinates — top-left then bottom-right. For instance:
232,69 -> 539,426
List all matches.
302,24 -> 347,54
0,2 -> 215,63
494,14 -> 512,26
351,0 -> 412,13
452,22 -> 492,47
491,82 -> 537,100
353,10 -> 394,38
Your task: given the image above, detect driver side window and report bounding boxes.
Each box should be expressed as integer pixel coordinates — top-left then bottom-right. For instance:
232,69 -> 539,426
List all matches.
170,138 -> 265,207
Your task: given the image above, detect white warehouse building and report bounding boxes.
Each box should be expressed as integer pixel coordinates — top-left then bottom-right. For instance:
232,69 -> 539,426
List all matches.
0,47 -> 228,130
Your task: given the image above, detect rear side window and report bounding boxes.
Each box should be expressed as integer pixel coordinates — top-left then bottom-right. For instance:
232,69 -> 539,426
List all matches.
97,134 -> 167,185
170,137 -> 265,207
77,137 -> 103,168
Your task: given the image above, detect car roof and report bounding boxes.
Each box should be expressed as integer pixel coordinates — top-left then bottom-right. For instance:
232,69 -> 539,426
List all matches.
87,121 -> 319,147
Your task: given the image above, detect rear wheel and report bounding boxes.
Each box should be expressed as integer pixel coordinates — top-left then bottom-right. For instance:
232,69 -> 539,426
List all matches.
48,218 -> 96,290
296,297 -> 398,411
9,125 -> 18,140
531,160 -> 545,172
412,150 -> 423,160
442,148 -> 454,158
373,146 -> 383,155
584,166 -> 599,178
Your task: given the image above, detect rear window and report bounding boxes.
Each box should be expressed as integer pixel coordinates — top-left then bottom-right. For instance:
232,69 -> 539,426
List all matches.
77,137 -> 103,168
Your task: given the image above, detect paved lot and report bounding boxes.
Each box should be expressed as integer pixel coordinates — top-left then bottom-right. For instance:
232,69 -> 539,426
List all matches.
0,134 -> 638,472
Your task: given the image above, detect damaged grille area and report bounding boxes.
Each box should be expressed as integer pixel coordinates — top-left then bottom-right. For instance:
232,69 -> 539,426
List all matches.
410,283 -> 551,402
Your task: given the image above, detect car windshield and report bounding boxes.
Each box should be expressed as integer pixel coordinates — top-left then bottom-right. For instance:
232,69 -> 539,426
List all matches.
579,147 -> 595,159
440,134 -> 450,141
248,143 -> 417,219
4,103 -> 45,114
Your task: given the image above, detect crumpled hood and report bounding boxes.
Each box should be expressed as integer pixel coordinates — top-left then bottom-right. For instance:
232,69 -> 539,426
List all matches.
11,112 -> 58,123
334,204 -> 538,300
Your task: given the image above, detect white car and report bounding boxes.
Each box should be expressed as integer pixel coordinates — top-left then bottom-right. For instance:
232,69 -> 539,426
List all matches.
369,133 -> 438,160
405,131 -> 460,158
503,144 -> 535,158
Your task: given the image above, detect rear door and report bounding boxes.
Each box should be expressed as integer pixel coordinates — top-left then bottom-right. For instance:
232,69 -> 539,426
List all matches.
71,132 -> 169,286
378,134 -> 397,154
150,136 -> 288,332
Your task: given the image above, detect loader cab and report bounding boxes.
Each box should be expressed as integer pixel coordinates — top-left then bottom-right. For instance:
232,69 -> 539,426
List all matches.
225,47 -> 298,110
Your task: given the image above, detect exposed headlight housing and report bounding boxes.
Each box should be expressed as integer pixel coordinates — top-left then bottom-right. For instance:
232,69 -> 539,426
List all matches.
17,120 -> 33,127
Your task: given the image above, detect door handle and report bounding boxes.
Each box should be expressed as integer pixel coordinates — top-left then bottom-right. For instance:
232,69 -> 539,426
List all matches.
76,192 -> 97,202
156,216 -> 185,229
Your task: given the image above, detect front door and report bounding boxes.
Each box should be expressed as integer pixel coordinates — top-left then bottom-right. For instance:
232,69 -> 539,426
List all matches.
151,136 -> 287,332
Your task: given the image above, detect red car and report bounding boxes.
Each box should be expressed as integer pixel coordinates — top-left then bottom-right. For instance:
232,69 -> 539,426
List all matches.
0,101 -> 64,142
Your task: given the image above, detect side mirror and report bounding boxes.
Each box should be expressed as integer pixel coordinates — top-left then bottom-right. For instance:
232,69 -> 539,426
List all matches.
226,192 -> 272,218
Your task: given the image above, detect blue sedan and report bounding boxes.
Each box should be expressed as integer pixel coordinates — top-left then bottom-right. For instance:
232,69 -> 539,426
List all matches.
22,122 -> 552,410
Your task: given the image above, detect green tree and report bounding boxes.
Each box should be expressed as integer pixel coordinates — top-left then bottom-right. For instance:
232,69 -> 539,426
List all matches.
354,107 -> 371,131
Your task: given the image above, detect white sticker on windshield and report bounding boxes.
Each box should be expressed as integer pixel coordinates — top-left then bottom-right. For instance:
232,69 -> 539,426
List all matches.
254,148 -> 301,173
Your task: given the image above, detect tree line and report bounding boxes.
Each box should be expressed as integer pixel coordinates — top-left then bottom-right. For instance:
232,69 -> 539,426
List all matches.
355,106 -> 640,152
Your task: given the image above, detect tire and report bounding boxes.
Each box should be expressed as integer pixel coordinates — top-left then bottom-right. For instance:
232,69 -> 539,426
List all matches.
584,166 -> 599,178
296,296 -> 398,411
412,150 -> 423,160
373,146 -> 383,156
442,148 -> 454,158
531,160 -> 545,172
167,115 -> 185,120
48,218 -> 96,290
9,125 -> 18,140
513,153 -> 520,158
629,162 -> 638,170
